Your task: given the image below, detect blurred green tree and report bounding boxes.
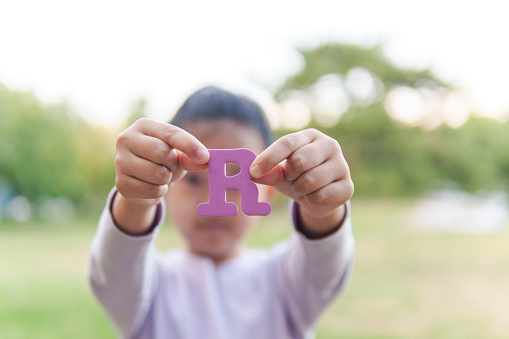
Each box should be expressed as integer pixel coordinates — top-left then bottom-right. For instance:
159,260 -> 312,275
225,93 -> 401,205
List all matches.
277,43 -> 509,197
279,43 -> 443,94
0,84 -> 115,207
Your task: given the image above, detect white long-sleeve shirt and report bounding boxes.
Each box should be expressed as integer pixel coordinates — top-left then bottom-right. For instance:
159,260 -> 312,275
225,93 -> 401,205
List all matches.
88,189 -> 355,339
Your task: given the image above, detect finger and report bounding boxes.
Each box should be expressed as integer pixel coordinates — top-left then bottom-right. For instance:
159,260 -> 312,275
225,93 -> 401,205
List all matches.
116,174 -> 169,200
166,151 -> 209,185
168,167 -> 188,185
175,150 -> 210,172
250,129 -> 318,178
126,137 -> 208,174
136,118 -> 210,164
284,142 -> 330,181
251,162 -> 286,187
304,178 -> 354,207
290,161 -> 341,196
118,152 -> 173,186
123,134 -> 179,170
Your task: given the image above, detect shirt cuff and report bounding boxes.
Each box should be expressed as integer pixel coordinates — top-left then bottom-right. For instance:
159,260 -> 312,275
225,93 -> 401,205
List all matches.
108,188 -> 164,237
291,200 -> 350,240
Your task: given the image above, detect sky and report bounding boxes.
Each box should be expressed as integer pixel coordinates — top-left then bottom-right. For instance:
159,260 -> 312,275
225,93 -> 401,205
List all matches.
1,0 -> 508,128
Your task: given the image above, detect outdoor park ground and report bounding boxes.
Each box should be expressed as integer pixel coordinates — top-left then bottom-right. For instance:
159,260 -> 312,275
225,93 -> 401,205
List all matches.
1,198 -> 508,339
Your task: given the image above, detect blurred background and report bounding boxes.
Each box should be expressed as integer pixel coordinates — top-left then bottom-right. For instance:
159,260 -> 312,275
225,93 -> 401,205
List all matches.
1,1 -> 508,338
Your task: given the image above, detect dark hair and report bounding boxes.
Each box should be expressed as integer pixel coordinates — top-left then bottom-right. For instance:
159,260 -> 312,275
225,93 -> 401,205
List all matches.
170,86 -> 273,148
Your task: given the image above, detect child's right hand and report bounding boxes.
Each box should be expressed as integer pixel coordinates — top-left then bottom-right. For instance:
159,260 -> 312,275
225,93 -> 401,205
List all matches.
115,118 -> 210,206
113,119 -> 209,232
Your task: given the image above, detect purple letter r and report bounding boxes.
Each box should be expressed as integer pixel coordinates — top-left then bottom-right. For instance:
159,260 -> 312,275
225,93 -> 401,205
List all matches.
196,148 -> 271,217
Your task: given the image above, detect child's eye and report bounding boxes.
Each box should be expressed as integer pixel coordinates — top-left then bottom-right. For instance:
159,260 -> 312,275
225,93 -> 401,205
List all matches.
184,174 -> 202,186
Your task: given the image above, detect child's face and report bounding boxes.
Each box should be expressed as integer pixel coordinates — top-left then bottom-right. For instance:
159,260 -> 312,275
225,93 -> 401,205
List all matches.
166,118 -> 270,264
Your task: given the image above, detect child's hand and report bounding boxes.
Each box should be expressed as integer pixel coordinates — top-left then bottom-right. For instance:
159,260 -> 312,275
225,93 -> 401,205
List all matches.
250,129 -> 354,235
115,118 -> 210,207
113,118 -> 209,234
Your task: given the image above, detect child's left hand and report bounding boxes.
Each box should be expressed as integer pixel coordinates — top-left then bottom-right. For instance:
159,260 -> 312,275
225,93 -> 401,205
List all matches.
250,129 -> 354,235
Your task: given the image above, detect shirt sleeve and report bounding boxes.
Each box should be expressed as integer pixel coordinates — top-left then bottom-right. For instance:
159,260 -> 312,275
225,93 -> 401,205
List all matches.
276,200 -> 355,335
87,188 -> 164,338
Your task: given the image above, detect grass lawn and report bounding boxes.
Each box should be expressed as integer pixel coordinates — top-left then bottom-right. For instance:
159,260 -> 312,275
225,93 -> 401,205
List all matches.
1,198 -> 508,338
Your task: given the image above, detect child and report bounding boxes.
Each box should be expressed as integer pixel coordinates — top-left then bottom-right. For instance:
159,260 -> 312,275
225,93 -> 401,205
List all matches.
88,86 -> 355,339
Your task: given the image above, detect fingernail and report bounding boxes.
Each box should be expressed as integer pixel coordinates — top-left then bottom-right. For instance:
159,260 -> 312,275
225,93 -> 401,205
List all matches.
250,164 -> 261,178
198,149 -> 209,161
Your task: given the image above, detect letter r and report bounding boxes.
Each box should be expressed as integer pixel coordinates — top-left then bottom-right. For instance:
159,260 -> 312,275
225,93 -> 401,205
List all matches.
196,149 -> 271,217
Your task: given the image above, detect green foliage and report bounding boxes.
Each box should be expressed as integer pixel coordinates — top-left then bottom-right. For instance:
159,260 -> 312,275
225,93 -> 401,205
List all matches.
277,43 -> 508,197
280,43 -> 446,94
0,84 -> 115,204
291,106 -> 440,197
316,111 -> 509,197
427,118 -> 509,192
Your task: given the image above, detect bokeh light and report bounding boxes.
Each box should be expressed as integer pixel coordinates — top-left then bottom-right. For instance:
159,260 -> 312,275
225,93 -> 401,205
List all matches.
384,86 -> 426,126
278,91 -> 312,130
309,74 -> 350,127
345,67 -> 385,106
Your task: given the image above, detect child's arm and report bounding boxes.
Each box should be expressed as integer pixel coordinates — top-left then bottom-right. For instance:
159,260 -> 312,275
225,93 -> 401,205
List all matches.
250,129 -> 355,331
88,118 -> 209,337
88,188 -> 163,337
